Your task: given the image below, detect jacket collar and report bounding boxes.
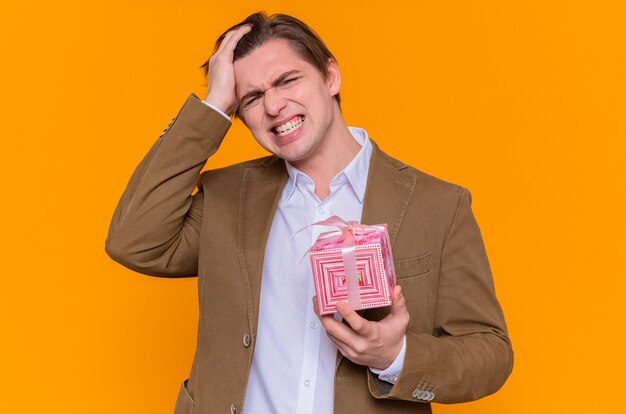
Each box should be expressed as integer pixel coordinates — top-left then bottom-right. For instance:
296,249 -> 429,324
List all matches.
282,127 -> 372,204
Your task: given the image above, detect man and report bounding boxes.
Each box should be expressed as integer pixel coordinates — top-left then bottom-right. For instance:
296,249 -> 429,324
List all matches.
105,12 -> 513,414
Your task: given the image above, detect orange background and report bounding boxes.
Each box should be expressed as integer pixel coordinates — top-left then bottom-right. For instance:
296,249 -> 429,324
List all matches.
1,1 -> 625,413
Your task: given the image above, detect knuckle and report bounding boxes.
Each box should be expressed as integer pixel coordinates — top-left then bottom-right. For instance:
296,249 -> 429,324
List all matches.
351,319 -> 364,331
367,324 -> 379,336
353,342 -> 366,355
212,53 -> 227,62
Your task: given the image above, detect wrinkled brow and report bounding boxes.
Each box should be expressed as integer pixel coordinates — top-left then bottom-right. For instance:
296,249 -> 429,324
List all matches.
239,70 -> 302,105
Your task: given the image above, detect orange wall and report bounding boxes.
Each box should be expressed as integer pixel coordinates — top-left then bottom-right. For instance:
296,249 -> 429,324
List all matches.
1,1 -> 625,413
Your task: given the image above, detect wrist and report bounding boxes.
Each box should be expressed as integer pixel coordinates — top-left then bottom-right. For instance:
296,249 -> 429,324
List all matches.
199,99 -> 231,121
385,337 -> 405,369
203,94 -> 232,115
369,335 -> 406,384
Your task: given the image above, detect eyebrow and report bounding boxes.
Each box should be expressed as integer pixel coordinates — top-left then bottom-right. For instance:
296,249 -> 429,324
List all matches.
239,70 -> 302,106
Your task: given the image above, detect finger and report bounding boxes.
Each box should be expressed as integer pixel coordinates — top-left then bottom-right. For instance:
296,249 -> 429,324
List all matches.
215,24 -> 251,55
390,285 -> 408,317
335,301 -> 371,335
318,312 -> 362,347
214,26 -> 242,55
321,319 -> 358,357
314,298 -> 364,344
316,310 -> 342,331
313,296 -> 340,328
218,24 -> 252,56
215,31 -> 234,55
325,331 -> 351,354
325,330 -> 372,365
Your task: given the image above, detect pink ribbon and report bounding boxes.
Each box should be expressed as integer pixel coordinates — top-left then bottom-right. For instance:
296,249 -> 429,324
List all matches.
298,216 -> 378,310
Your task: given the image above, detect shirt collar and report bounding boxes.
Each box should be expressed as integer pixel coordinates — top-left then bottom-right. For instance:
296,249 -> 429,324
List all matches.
283,127 -> 372,203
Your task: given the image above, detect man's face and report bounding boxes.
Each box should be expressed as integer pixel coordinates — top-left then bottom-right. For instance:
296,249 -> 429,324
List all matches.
233,39 -> 340,164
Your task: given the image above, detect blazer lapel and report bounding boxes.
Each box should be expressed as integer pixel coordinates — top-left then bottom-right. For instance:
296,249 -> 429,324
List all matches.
238,157 -> 288,338
361,141 -> 417,249
335,140 -> 417,370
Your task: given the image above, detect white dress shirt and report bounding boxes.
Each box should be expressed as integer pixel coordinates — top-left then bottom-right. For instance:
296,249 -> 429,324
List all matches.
200,99 -> 406,414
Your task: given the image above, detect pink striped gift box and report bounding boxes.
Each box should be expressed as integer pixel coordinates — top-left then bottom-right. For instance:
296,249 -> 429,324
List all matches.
310,224 -> 396,315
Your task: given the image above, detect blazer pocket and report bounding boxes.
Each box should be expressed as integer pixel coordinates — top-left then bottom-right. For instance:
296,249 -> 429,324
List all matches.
173,378 -> 194,414
394,252 -> 432,280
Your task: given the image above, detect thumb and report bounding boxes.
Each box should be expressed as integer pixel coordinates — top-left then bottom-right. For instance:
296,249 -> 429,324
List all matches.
390,285 -> 408,317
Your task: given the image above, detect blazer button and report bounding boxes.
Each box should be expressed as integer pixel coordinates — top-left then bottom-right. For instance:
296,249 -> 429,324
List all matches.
230,402 -> 236,413
243,333 -> 251,348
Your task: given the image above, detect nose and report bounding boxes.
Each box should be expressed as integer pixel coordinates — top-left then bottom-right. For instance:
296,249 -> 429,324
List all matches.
264,87 -> 287,116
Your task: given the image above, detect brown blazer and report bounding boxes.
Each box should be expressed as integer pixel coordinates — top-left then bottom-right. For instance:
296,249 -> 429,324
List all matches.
105,93 -> 513,414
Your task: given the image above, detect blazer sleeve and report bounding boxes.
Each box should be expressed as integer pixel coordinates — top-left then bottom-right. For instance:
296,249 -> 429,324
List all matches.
105,93 -> 231,277
367,187 -> 514,403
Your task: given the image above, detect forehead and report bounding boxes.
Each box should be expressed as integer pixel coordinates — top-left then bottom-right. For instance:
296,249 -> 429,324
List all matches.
233,39 -> 318,94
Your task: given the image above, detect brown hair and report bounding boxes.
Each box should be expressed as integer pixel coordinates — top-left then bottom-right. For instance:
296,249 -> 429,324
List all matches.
200,12 -> 341,108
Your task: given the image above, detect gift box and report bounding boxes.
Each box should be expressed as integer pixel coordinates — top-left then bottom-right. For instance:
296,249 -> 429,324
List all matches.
307,217 -> 396,315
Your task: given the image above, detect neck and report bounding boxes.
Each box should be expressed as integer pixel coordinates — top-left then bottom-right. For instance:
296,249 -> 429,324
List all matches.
291,118 -> 361,201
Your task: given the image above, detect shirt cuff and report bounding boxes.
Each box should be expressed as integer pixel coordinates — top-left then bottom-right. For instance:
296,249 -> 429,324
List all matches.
368,335 -> 406,384
199,99 -> 231,121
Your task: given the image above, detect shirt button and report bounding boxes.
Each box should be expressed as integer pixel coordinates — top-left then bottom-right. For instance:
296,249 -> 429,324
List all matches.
242,333 -> 251,348
304,379 -> 311,387
318,207 -> 325,214
309,321 -> 318,329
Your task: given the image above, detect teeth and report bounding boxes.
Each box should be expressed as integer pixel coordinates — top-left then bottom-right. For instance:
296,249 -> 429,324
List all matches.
274,116 -> 304,136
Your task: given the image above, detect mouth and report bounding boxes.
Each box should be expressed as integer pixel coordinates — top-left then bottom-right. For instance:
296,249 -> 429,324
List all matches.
270,115 -> 305,137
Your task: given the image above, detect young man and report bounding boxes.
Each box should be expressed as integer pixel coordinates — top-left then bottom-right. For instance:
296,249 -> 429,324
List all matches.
106,12 -> 513,414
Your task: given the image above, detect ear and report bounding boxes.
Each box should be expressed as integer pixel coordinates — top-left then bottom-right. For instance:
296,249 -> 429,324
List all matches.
326,58 -> 341,97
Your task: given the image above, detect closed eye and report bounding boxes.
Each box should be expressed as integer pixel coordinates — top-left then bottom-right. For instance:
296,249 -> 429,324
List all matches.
242,94 -> 262,109
281,76 -> 301,86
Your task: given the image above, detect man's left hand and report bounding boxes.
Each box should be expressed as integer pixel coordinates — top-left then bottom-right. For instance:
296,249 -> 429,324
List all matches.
313,285 -> 410,370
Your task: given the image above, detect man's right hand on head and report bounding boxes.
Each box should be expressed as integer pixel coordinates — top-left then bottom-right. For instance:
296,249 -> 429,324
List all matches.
203,24 -> 252,116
